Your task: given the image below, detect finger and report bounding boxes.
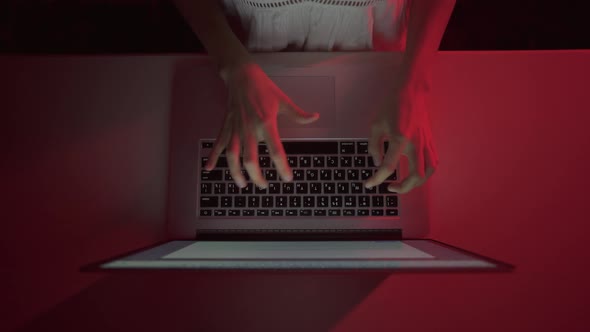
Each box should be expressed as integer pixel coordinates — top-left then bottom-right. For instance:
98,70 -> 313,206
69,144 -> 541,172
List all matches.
365,138 -> 406,188
206,113 -> 232,171
226,131 -> 246,188
279,92 -> 320,124
242,131 -> 268,189
368,127 -> 385,167
262,124 -> 292,182
388,174 -> 422,194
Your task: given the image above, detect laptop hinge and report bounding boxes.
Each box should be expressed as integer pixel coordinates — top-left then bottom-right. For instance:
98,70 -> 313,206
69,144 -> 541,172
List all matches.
195,229 -> 402,241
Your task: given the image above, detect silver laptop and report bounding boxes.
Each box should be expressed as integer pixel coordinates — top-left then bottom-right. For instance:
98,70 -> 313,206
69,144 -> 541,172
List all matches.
84,52 -> 513,272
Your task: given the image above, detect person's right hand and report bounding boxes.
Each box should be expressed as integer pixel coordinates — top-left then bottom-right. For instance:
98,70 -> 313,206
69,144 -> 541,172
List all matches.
205,62 -> 320,189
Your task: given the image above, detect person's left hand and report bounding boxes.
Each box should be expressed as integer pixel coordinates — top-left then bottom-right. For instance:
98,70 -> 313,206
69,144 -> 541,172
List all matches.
364,80 -> 439,194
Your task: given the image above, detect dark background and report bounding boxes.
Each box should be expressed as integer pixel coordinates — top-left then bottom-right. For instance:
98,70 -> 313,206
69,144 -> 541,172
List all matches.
0,0 -> 588,53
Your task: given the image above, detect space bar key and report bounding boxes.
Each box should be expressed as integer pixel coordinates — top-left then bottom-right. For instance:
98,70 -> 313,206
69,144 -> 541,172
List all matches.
281,141 -> 339,154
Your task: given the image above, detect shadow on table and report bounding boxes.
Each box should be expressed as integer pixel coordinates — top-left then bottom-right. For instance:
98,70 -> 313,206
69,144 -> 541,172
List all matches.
18,272 -> 388,332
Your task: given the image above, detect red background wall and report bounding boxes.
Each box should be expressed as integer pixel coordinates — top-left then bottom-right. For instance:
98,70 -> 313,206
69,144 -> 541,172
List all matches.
1,51 -> 589,332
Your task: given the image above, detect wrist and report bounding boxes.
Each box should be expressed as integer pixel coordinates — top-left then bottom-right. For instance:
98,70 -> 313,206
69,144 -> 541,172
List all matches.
218,54 -> 254,84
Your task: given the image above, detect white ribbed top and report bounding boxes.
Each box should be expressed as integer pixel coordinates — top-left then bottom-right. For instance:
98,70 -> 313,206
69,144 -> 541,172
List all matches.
220,0 -> 408,51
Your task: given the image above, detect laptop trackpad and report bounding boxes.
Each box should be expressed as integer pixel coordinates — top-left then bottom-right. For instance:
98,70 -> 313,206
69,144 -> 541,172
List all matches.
270,76 -> 336,129
163,241 -> 434,259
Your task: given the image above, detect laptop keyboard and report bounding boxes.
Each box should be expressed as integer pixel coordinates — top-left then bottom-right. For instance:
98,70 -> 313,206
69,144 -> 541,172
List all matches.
198,139 -> 399,218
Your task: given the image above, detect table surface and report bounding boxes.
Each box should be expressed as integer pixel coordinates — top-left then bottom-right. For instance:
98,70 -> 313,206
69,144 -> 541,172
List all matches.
1,51 -> 589,332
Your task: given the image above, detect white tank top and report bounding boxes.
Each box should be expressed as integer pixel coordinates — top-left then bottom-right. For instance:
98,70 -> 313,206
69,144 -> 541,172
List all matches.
220,0 -> 408,51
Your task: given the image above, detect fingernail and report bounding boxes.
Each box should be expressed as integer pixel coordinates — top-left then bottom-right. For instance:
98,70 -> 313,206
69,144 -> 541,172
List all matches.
388,187 -> 397,192
365,183 -> 372,189
236,179 -> 246,188
373,157 -> 381,166
284,173 -> 293,182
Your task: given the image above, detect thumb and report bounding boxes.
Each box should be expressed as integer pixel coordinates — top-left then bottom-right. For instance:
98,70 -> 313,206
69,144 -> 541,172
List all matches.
281,100 -> 320,124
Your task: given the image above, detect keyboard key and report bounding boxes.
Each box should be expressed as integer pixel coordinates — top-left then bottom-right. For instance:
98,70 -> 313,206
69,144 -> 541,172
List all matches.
289,196 -> 301,208
344,196 -> 356,207
201,157 -> 209,167
337,183 -> 349,194
376,182 -> 389,193
234,196 -> 246,207
386,196 -> 398,207
351,182 -> 363,194
360,169 -> 372,180
262,196 -> 273,208
305,169 -> 319,181
299,156 -> 311,167
286,209 -> 298,216
314,209 -> 327,216
319,169 -> 332,181
340,156 -> 352,167
240,170 -> 250,180
303,196 -> 315,207
257,209 -> 269,217
357,209 -> 370,216
310,182 -> 322,194
227,183 -> 239,194
201,141 -> 214,149
282,141 -> 339,154
368,157 -> 377,168
242,210 -> 255,216
300,209 -> 312,216
365,186 -> 377,194
296,183 -> 308,194
221,196 -> 232,208
327,156 -> 338,167
317,196 -> 329,208
358,196 -> 370,207
323,183 -> 336,194
346,169 -> 359,181
259,156 -> 271,168
287,156 -> 298,167
354,156 -> 366,167
258,144 -> 269,155
276,196 -> 288,208
200,183 -> 212,194
248,196 -> 260,208
340,142 -> 355,154
372,196 -> 384,207
214,210 -> 226,216
343,209 -> 355,216
371,209 -> 384,216
386,209 -> 399,216
201,170 -> 222,181
271,209 -> 284,216
293,169 -> 305,181
282,183 -> 294,194
224,170 -> 233,181
214,183 -> 225,194
268,182 -> 281,194
241,183 -> 253,194
312,156 -> 325,167
265,169 -> 277,181
357,141 -> 369,154
200,209 -> 212,216
200,196 -> 218,208
334,169 -> 346,181
255,185 -> 267,194
330,196 -> 343,207
328,209 -> 341,216
228,209 -> 240,216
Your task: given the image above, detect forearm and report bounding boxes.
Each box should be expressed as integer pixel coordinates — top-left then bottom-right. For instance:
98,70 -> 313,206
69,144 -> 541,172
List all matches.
400,0 -> 456,87
172,0 -> 251,77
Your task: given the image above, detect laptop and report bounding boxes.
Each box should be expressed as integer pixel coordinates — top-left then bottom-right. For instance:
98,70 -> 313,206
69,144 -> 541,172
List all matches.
83,52 -> 513,272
